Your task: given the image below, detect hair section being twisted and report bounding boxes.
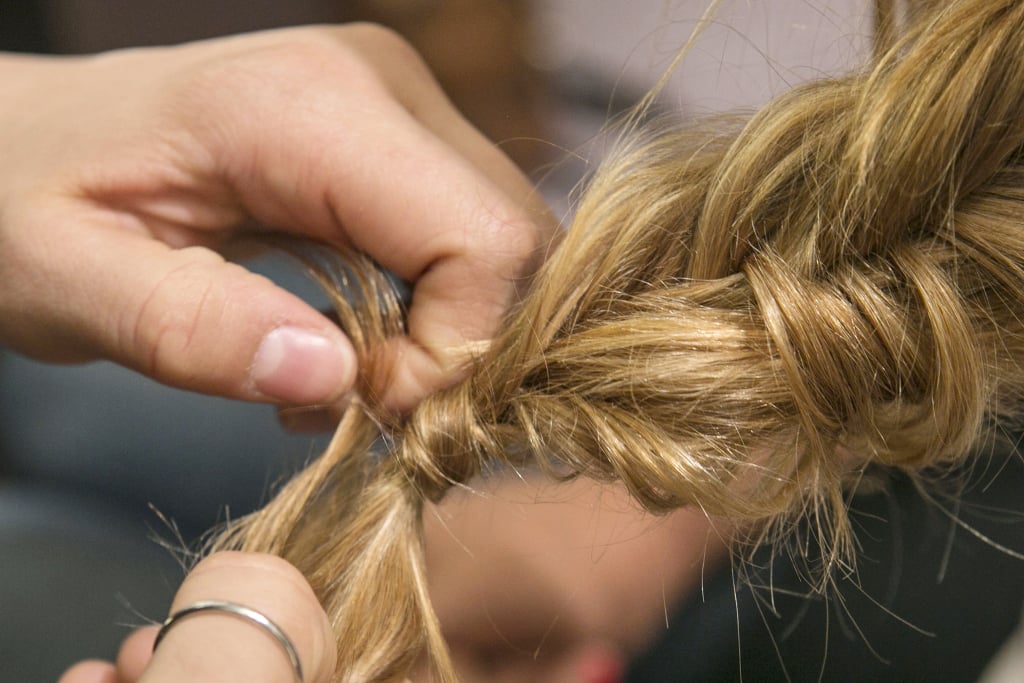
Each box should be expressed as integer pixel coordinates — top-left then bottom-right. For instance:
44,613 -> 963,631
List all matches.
209,1 -> 1024,680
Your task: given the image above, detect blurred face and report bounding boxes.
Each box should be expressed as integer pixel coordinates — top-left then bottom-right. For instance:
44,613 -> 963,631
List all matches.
420,476 -> 729,682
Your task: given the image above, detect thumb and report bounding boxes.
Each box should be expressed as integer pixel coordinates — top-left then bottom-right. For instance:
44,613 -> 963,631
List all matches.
106,237 -> 356,404
30,217 -> 356,405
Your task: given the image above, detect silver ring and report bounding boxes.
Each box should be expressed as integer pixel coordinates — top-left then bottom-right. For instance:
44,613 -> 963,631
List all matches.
154,600 -> 305,683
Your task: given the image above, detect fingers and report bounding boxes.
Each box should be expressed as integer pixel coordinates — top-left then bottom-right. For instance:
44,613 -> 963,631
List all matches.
187,26 -> 557,408
57,661 -> 118,683
335,24 -> 553,232
0,26 -> 557,411
116,626 -> 160,683
3,207 -> 356,404
131,552 -> 336,683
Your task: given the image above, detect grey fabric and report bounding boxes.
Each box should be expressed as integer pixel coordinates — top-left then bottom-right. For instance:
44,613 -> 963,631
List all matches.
0,253 -> 330,541
0,352 -> 323,540
0,483 -> 181,682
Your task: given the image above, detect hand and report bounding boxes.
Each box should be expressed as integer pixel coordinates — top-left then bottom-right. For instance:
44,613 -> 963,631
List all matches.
59,552 -> 339,683
422,478 -> 730,683
0,25 -> 552,413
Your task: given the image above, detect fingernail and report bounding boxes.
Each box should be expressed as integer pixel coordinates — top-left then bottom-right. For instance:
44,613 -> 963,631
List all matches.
251,326 -> 354,404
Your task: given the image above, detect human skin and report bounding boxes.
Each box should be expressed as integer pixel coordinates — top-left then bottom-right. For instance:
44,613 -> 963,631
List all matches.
17,23 -> 716,683
0,24 -> 554,414
422,478 -> 729,683
58,552 -> 340,683
60,482 -> 725,683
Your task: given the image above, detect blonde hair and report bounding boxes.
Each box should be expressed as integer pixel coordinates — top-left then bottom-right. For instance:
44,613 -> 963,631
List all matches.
211,1 -> 1024,680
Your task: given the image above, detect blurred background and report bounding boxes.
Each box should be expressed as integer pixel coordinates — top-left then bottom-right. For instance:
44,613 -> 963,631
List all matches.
1,2 -> 1021,681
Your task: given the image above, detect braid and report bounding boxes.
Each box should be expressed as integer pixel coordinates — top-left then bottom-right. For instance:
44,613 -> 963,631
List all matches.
211,1 -> 1024,679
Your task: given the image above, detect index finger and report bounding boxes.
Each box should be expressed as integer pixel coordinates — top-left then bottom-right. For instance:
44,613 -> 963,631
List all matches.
193,26 -> 558,408
326,40 -> 560,409
135,553 -> 336,683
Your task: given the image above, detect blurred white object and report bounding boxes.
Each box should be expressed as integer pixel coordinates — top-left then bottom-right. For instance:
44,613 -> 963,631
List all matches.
530,0 -> 871,112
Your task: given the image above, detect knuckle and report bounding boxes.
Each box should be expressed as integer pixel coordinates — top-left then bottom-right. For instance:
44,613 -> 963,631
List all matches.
172,35 -> 342,115
169,24 -> 440,146
126,248 -> 225,382
335,22 -> 437,86
476,203 -> 544,275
